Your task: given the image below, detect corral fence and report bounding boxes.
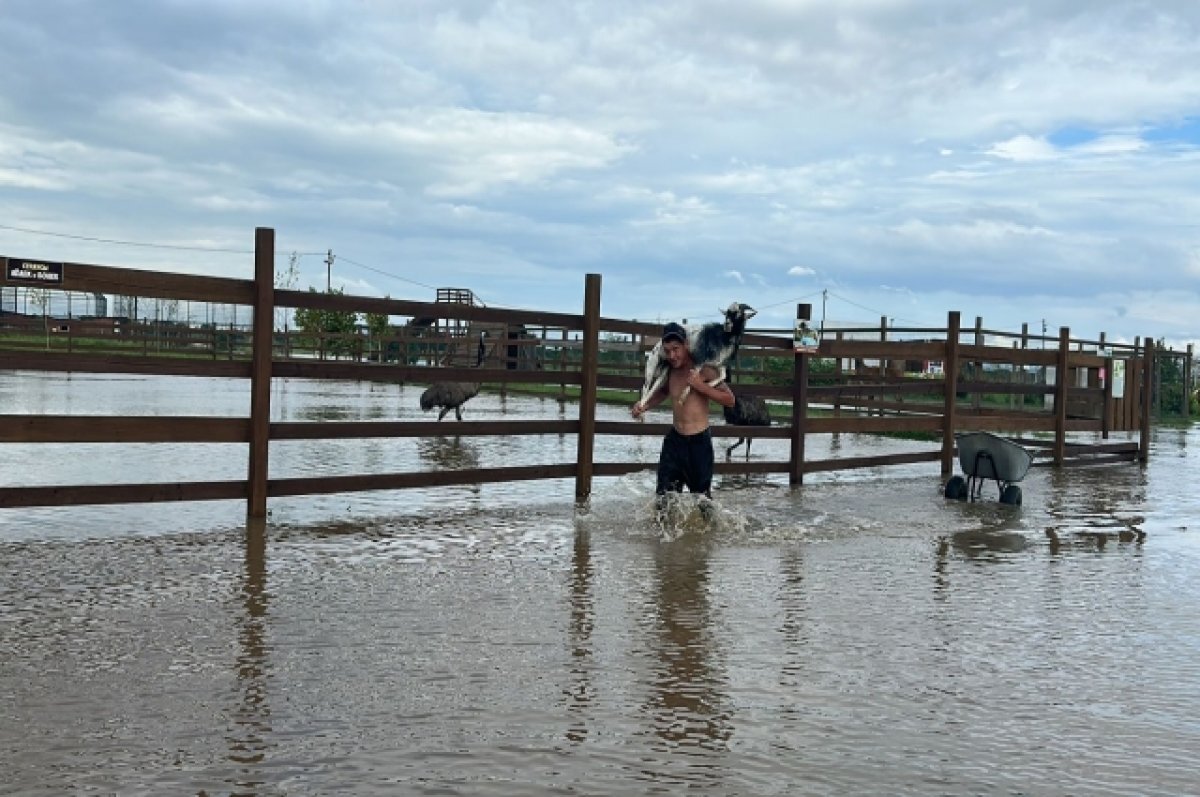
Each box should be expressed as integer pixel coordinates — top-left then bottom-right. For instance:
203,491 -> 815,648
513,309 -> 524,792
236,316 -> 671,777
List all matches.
1,227 -> 1168,517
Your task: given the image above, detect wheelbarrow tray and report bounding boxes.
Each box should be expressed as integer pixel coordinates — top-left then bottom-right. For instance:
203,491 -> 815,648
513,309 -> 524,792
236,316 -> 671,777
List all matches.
955,431 -> 1033,483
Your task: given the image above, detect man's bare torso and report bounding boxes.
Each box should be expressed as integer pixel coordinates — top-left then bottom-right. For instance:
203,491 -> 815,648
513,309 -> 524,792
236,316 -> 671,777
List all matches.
668,364 -> 721,435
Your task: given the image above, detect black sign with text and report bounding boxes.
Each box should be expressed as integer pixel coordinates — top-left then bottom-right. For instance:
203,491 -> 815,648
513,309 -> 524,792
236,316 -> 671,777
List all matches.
4,258 -> 64,284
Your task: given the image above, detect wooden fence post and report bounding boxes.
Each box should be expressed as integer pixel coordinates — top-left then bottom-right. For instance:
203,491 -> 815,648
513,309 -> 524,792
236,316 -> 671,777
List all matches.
879,315 -> 888,414
560,328 -> 568,400
1010,341 -> 1018,411
790,303 -> 811,486
1102,352 -> 1113,439
575,274 -> 601,501
941,311 -> 961,476
973,316 -> 983,412
833,330 -> 843,418
1185,343 -> 1194,418
1140,336 -> 1154,463
248,227 -> 275,518
1154,341 -> 1162,415
1053,327 -> 1069,466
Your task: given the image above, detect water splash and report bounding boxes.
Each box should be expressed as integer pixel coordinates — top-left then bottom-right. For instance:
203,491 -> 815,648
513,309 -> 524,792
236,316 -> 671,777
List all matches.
649,492 -> 746,542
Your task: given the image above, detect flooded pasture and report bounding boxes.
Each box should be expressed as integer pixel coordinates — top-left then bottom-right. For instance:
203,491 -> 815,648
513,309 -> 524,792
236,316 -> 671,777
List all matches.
2,371 -> 1199,795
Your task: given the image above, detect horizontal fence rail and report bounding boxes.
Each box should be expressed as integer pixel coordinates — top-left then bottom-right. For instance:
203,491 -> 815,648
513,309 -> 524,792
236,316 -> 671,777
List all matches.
1,228 -> 1169,514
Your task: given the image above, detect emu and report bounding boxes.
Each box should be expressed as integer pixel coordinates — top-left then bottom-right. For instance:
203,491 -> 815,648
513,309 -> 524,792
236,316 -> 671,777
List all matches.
723,383 -> 771,459
639,302 -> 756,410
419,331 -> 488,421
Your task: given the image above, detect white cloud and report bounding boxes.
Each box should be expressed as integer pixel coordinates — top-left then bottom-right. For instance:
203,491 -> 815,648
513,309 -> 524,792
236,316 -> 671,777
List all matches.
1187,248 -> 1200,278
987,135 -> 1058,162
0,168 -> 68,191
629,193 -> 715,226
1076,134 -> 1146,156
0,1 -> 1197,344
888,219 -> 1060,248
192,193 -> 272,213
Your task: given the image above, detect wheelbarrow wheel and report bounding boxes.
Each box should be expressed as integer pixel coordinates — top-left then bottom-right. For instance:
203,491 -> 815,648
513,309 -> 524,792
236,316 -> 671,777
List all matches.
944,475 -> 968,500
999,485 -> 1022,506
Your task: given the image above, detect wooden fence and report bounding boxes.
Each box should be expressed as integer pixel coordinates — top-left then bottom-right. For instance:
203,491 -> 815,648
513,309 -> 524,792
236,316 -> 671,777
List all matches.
1,227 -> 1156,516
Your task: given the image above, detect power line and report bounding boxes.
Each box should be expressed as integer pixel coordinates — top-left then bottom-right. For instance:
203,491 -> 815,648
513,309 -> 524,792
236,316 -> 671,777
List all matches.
335,255 -> 439,293
755,289 -> 827,312
0,223 -> 323,257
824,289 -> 929,326
336,254 -> 503,307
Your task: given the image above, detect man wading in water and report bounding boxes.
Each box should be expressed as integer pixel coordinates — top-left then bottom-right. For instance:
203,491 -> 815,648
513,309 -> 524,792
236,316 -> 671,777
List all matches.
631,322 -> 736,503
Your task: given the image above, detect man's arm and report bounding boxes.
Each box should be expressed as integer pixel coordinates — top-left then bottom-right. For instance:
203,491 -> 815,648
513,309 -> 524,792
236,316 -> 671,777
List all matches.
688,367 -> 735,409
632,384 -> 670,418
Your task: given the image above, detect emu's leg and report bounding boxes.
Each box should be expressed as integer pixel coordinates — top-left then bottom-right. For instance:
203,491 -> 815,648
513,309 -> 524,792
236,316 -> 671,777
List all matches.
725,437 -> 745,459
454,405 -> 464,421
437,406 -> 451,421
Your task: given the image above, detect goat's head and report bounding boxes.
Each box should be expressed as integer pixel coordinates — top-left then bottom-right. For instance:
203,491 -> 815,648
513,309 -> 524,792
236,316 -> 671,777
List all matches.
720,302 -> 757,333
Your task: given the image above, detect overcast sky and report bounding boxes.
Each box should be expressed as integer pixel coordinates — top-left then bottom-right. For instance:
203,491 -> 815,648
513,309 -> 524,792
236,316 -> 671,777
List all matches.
2,0 -> 1199,348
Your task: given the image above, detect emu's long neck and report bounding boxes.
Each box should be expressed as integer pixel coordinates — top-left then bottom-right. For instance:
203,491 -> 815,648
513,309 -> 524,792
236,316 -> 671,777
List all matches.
475,335 -> 486,367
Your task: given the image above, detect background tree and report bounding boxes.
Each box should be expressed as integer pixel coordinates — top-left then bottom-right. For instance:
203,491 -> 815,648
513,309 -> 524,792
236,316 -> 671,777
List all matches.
27,288 -> 50,349
293,287 -> 360,359
365,299 -> 391,361
274,252 -> 300,334
1155,337 -> 1191,416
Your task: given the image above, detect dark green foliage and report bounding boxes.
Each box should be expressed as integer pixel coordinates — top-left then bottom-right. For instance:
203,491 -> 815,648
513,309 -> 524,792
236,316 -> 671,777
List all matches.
365,304 -> 390,361
1154,338 -> 1194,417
293,287 -> 360,358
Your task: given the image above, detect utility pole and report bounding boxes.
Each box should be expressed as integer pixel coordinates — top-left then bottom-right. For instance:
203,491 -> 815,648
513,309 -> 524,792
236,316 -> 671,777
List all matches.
325,249 -> 335,292
821,288 -> 828,330
1041,318 -> 1048,397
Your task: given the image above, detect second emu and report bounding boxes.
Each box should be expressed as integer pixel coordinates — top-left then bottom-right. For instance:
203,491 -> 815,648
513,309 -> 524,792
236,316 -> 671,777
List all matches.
723,362 -> 771,458
419,331 -> 488,421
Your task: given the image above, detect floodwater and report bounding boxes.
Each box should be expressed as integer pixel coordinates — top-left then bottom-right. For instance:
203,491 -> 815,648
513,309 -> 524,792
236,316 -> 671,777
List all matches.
2,371 -> 1199,796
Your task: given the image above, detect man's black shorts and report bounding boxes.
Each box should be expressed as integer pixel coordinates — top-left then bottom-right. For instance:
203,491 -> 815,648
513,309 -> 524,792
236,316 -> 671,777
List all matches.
656,427 -> 714,497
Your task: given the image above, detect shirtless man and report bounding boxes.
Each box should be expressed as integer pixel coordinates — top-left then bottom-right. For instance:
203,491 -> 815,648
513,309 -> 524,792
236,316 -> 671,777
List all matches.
631,322 -> 736,498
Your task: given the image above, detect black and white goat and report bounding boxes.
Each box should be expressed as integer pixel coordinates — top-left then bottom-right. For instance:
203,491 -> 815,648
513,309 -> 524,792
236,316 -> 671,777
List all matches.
637,302 -> 757,410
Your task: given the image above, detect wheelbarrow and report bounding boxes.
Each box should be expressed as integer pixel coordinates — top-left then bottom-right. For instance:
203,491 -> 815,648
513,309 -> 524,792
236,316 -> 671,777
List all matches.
943,431 -> 1033,506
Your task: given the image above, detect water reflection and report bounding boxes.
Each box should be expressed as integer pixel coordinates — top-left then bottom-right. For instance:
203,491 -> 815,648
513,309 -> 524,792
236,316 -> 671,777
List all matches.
718,472 -> 781,492
564,525 -> 595,744
933,537 -> 950,597
934,494 -> 1029,564
296,403 -> 389,422
226,520 -> 272,795
1043,465 -> 1148,551
638,535 -> 732,787
946,528 -> 1030,558
417,435 -> 481,472
776,549 -> 807,689
2,376 -> 1195,795
947,502 -> 1028,560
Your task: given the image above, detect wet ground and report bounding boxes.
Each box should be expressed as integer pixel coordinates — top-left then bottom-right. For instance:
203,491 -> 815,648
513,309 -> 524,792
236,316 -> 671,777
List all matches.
2,372 -> 1198,795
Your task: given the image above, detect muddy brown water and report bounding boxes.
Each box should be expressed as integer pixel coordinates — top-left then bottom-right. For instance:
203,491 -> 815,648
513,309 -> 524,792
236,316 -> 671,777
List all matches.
2,371 -> 1198,795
